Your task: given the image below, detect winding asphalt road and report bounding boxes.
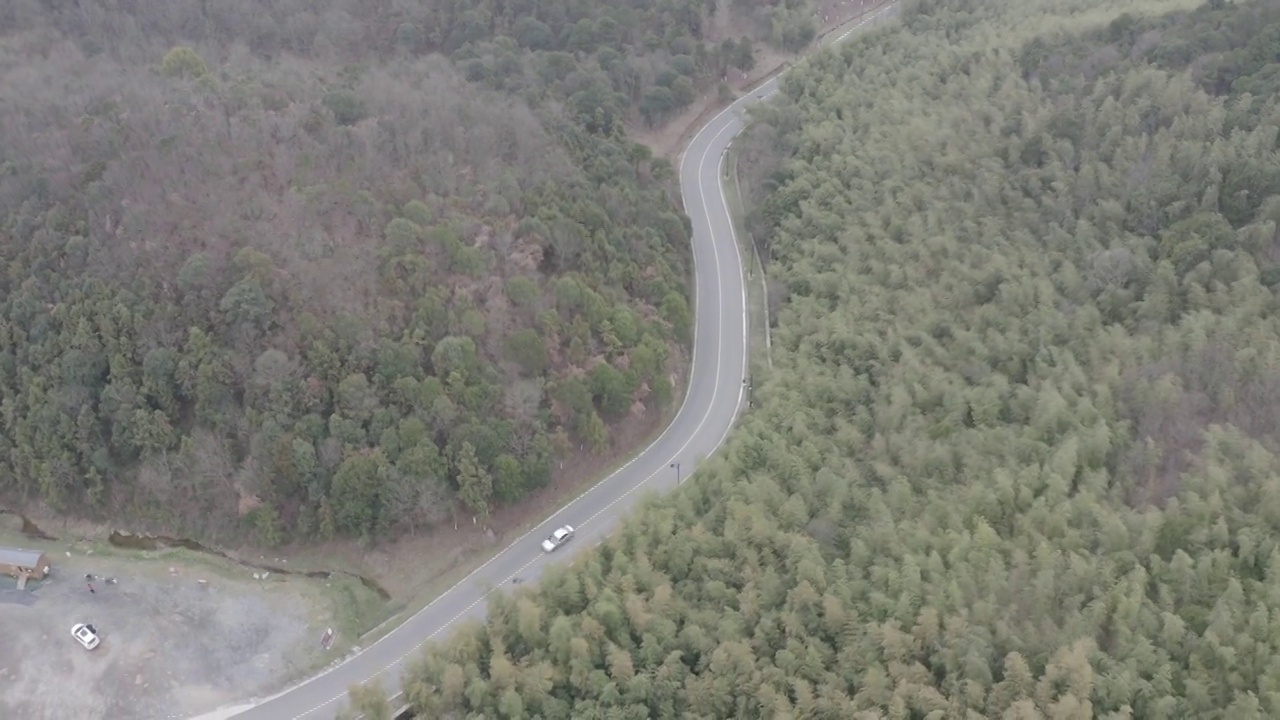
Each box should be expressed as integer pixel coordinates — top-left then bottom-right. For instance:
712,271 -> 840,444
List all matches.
217,6 -> 897,720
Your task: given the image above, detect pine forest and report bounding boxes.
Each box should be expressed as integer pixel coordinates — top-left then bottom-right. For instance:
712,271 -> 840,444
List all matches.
0,0 -> 814,544
366,0 -> 1280,717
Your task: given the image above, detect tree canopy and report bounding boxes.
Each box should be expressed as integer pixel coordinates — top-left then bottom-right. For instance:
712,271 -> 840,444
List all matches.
0,0 -> 770,544
379,0 -> 1280,717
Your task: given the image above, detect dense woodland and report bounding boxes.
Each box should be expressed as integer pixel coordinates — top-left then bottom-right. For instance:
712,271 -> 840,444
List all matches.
3,0 -> 816,128
0,0 -> 819,545
345,0 -> 1280,717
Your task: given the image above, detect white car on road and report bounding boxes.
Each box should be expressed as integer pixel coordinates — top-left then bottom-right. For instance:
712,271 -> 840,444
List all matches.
72,623 -> 100,650
541,525 -> 575,553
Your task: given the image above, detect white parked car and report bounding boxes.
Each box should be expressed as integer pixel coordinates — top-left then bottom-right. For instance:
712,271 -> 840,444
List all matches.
541,525 -> 575,553
72,623 -> 100,651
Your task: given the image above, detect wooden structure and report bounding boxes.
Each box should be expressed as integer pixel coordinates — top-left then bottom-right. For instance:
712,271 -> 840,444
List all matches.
0,546 -> 52,582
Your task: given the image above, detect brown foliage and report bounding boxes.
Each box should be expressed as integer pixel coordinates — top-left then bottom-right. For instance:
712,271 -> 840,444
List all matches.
1120,342 -> 1280,507
0,42 -> 566,325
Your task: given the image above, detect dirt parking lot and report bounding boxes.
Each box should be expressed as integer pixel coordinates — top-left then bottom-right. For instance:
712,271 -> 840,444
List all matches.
0,534 -> 377,720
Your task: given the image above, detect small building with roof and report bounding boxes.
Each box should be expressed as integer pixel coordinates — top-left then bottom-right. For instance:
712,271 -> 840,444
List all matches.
0,546 -> 52,581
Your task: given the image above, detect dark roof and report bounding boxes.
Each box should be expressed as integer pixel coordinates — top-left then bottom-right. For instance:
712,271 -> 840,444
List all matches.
0,547 -> 47,568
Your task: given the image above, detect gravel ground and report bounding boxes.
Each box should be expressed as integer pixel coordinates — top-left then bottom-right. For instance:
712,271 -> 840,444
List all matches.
0,553 -> 322,720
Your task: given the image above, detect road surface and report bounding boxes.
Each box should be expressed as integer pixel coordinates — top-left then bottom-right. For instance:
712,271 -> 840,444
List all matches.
217,6 -> 897,720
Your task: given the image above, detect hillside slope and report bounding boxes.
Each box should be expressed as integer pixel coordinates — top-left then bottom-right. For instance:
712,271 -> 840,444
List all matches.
0,4 -> 718,545
379,0 -> 1280,717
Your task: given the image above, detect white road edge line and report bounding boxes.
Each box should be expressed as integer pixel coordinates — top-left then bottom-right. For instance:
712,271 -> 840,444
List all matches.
282,61 -> 745,720
222,6 -> 895,719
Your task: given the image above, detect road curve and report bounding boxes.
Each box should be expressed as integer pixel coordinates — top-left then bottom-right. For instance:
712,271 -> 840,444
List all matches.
215,7 -> 896,720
